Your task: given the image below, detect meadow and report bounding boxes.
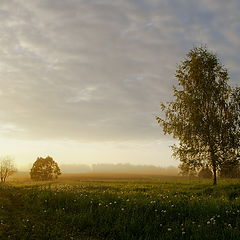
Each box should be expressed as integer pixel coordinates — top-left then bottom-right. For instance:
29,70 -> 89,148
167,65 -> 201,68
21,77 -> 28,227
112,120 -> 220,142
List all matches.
0,174 -> 240,240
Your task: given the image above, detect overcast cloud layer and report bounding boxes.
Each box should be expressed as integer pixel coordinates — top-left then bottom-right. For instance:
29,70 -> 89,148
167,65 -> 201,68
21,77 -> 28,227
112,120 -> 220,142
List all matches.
0,0 -> 240,144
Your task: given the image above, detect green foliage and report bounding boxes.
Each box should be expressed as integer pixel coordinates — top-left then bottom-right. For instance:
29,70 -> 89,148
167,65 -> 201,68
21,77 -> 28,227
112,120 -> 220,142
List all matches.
1,179 -> 240,239
30,156 -> 61,181
157,46 -> 239,184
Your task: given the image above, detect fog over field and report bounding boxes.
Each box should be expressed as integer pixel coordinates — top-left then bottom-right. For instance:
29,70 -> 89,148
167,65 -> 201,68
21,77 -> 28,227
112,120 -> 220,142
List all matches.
60,163 -> 178,175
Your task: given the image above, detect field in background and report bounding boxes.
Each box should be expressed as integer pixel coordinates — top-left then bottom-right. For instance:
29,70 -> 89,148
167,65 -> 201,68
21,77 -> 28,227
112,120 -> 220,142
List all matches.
1,175 -> 240,239
9,172 -> 182,184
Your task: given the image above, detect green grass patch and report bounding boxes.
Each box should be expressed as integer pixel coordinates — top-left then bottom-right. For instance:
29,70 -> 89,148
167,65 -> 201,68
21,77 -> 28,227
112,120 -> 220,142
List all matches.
0,178 -> 240,239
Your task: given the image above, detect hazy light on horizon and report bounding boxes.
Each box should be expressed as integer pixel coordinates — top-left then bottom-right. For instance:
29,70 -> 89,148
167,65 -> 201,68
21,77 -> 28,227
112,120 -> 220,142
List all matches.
0,138 -> 176,171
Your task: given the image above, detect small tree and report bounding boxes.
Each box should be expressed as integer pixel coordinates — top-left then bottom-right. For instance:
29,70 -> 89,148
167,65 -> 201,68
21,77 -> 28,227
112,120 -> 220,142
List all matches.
0,156 -> 17,183
30,156 -> 61,181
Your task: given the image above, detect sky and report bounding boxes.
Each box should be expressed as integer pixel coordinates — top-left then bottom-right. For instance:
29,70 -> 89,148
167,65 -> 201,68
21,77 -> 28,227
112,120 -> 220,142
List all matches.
0,0 -> 240,170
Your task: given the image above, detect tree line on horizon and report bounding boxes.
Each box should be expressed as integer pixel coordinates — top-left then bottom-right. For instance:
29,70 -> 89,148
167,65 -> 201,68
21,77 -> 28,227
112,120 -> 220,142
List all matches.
1,154 -> 240,183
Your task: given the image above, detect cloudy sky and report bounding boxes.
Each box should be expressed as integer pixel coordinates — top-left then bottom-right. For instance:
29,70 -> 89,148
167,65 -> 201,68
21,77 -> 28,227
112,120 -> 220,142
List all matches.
0,0 -> 239,170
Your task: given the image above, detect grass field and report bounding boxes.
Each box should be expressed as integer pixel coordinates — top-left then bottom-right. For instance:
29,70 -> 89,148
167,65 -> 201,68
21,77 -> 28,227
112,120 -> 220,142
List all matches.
0,174 -> 240,240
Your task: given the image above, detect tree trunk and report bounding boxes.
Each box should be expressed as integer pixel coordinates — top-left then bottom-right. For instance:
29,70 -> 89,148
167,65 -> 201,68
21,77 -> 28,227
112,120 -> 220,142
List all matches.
210,149 -> 217,185
213,163 -> 217,185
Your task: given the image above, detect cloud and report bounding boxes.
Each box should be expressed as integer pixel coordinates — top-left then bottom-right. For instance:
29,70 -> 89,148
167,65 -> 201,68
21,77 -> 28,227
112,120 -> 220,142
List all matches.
0,123 -> 25,135
0,0 -> 239,143
66,86 -> 98,103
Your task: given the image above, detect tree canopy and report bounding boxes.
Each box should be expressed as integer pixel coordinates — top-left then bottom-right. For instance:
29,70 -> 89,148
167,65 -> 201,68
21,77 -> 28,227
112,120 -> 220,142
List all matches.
157,46 -> 240,185
30,156 -> 61,181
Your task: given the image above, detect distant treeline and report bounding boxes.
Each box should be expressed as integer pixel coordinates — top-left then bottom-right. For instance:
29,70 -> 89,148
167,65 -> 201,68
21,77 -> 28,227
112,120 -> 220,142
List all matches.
60,163 -> 179,175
